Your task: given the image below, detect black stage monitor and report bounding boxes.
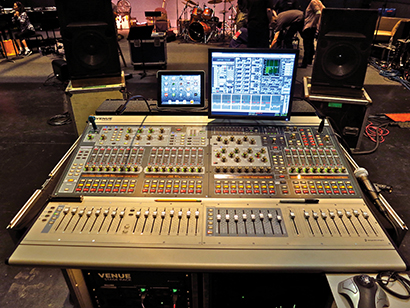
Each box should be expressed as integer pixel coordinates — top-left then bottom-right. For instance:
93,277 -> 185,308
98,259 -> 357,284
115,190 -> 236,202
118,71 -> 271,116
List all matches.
208,48 -> 298,121
157,70 -> 205,108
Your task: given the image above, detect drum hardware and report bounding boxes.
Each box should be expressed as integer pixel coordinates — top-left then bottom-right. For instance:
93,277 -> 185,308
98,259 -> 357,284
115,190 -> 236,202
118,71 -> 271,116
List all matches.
178,0 -> 234,43
390,38 -> 410,80
178,0 -> 196,41
183,0 -> 198,6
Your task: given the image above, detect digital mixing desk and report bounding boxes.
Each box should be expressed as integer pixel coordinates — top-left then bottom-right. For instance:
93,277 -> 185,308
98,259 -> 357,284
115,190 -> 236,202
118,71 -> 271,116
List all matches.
8,116 -> 407,272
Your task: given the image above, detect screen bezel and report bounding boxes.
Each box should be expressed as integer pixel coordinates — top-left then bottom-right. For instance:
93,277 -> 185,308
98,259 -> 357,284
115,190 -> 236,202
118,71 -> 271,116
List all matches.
157,70 -> 205,108
208,48 -> 299,121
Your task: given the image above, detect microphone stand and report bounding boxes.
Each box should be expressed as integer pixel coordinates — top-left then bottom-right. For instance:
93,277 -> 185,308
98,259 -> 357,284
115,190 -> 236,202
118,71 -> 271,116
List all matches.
340,143 -> 408,245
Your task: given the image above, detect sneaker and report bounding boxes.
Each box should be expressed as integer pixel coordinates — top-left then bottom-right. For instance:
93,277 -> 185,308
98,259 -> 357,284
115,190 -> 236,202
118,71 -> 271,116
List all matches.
24,50 -> 32,56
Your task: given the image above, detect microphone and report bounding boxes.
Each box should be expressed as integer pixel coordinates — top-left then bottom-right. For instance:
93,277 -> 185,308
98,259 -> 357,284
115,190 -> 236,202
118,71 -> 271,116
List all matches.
354,167 -> 386,214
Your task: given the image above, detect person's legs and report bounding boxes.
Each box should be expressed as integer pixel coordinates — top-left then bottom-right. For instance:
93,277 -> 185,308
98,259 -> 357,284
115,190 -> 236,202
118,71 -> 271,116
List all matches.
301,27 -> 316,66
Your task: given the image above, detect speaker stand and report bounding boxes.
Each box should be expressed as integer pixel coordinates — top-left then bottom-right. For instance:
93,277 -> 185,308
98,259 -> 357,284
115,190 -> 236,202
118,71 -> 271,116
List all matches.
303,76 -> 372,150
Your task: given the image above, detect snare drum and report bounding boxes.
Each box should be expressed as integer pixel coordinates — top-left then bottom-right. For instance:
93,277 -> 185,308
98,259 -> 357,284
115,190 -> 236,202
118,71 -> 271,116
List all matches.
203,7 -> 213,20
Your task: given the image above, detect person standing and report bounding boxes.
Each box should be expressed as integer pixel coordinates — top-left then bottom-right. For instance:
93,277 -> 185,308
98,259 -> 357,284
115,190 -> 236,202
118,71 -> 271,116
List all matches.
300,0 -> 325,68
12,1 -> 35,56
236,0 -> 248,30
246,0 -> 274,48
270,9 -> 303,49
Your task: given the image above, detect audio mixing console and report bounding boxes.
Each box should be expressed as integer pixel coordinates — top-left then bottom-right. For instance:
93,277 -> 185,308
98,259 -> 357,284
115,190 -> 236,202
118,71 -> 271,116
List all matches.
54,116 -> 359,199
8,116 -> 407,273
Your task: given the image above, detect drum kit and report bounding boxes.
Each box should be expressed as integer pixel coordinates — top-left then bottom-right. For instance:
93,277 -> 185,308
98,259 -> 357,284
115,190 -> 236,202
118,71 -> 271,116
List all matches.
179,0 -> 236,43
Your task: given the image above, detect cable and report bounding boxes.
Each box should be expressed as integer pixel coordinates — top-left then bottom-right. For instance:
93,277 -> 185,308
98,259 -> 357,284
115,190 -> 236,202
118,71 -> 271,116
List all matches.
352,116 -> 393,155
365,121 -> 390,143
376,271 -> 410,300
116,95 -> 152,115
140,292 -> 146,308
47,112 -> 72,126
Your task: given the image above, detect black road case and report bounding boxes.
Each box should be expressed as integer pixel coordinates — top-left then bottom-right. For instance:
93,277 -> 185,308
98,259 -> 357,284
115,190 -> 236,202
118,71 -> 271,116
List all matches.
128,32 -> 167,69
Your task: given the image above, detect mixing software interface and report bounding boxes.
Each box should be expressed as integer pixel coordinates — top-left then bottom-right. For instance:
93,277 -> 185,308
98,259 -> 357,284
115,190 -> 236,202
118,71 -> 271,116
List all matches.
210,50 -> 297,118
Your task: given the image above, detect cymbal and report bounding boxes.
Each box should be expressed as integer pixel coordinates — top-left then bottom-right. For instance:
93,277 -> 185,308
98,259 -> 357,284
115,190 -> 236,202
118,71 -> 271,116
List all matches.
208,0 -> 222,4
183,0 -> 198,5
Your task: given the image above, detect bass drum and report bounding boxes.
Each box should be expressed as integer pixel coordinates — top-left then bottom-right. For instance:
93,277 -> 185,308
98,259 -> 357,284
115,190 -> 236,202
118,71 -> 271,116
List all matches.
189,21 -> 211,42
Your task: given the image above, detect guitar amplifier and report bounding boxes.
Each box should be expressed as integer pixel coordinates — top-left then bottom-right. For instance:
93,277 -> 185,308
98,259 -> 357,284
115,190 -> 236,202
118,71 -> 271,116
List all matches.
128,32 -> 167,69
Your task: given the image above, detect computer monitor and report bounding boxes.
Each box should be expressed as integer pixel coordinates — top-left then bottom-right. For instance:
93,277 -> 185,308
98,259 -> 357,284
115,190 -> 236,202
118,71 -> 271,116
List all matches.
208,48 -> 298,120
157,70 -> 205,107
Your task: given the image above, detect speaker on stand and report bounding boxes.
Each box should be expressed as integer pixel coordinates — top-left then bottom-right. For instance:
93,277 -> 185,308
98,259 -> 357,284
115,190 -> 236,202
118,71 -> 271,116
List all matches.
55,0 -> 125,136
310,8 -> 379,96
306,8 -> 379,150
55,0 -> 122,87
